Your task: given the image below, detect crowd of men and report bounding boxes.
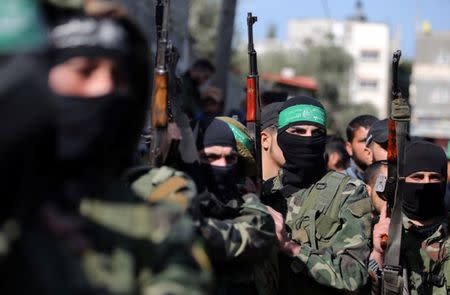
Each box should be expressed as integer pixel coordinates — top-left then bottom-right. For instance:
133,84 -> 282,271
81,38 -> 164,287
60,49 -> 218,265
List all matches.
1,1 -> 450,294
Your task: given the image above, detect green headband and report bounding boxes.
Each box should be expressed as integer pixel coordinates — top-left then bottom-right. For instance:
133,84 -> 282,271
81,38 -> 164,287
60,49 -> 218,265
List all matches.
226,123 -> 253,151
0,0 -> 46,53
278,104 -> 326,129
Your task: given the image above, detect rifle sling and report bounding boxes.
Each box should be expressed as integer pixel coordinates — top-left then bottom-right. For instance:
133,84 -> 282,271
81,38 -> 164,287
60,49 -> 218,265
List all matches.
382,117 -> 410,295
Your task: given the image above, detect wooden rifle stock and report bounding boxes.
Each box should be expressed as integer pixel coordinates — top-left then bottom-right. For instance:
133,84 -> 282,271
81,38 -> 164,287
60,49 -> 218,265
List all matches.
246,76 -> 258,125
151,72 -> 169,128
246,12 -> 259,133
149,0 -> 171,167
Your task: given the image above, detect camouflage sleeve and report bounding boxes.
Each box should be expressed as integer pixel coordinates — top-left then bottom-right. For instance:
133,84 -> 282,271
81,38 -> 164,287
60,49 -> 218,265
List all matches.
80,198 -> 211,295
199,194 -> 276,263
131,166 -> 197,211
137,202 -> 212,295
289,181 -> 372,292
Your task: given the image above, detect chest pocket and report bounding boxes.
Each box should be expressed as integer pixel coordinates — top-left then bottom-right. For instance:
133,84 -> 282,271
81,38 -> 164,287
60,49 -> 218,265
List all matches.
290,172 -> 349,250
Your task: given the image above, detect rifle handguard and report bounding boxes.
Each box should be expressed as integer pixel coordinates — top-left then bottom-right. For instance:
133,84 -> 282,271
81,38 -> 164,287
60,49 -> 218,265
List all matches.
246,77 -> 257,123
151,73 -> 169,128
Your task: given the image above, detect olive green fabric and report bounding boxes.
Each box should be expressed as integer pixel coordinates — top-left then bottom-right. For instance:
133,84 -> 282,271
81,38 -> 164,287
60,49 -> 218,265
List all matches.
79,181 -> 211,295
384,217 -> 450,295
131,166 -> 197,211
271,170 -> 372,294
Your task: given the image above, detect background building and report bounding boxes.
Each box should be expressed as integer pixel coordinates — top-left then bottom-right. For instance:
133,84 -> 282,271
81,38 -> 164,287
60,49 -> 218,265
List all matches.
410,28 -> 450,139
252,2 -> 391,117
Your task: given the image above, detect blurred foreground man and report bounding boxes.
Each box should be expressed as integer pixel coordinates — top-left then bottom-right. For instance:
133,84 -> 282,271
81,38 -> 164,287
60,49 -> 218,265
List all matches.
0,2 -> 103,294
44,2 -> 210,294
371,141 -> 450,294
345,115 -> 378,180
262,96 -> 372,294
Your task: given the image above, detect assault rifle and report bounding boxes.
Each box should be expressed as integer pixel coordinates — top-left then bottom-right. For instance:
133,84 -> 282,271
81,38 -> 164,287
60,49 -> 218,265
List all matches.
246,12 -> 262,194
380,50 -> 411,295
149,0 -> 180,167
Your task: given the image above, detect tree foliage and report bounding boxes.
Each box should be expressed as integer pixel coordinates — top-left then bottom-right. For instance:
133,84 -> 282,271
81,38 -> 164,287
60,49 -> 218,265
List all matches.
235,43 -> 378,134
294,45 -> 353,106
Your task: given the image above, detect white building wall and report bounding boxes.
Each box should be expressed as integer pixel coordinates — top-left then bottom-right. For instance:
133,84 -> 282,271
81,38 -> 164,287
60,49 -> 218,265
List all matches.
410,31 -> 450,138
284,19 -> 391,117
347,22 -> 390,117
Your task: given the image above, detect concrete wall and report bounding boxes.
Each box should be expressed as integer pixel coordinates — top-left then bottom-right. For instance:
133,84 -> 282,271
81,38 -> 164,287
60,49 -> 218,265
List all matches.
410,31 -> 450,138
255,19 -> 391,117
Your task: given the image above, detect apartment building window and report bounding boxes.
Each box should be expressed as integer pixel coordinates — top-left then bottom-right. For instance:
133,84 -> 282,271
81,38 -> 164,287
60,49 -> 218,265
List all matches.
359,79 -> 378,90
436,51 -> 450,65
360,49 -> 380,61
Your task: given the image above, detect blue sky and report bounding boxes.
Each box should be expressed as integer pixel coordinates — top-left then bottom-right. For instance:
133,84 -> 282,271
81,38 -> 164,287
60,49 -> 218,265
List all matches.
235,0 -> 450,59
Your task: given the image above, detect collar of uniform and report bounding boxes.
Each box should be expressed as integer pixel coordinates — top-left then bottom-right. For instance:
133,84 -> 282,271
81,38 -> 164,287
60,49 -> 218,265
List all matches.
403,215 -> 448,242
271,169 -> 285,192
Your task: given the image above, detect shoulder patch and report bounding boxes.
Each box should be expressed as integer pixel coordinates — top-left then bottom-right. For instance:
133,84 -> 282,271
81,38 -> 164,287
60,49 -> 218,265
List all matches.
131,166 -> 196,209
148,176 -> 189,209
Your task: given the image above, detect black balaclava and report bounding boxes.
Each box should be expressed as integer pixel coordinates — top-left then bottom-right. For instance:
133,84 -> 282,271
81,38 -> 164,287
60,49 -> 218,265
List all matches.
277,96 -> 327,189
0,1 -> 57,223
46,8 -> 151,183
197,119 -> 239,203
402,141 -> 448,222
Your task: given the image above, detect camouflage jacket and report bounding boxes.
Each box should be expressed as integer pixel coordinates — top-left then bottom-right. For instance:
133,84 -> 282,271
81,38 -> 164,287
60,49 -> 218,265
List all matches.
79,180 -> 211,295
400,217 -> 450,295
131,166 -> 277,294
270,170 -> 372,294
131,166 -> 197,211
195,193 -> 277,294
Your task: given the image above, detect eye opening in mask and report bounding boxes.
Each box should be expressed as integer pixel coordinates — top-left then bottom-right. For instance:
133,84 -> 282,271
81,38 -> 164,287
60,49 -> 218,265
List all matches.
48,56 -> 130,98
405,171 -> 444,184
199,151 -> 238,166
285,125 -> 325,137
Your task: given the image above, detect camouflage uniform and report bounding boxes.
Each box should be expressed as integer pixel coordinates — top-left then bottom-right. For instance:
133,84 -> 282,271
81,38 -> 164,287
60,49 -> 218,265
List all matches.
132,166 -> 277,295
79,181 -> 211,295
372,216 -> 450,295
1,184 -> 210,295
39,0 -> 212,293
192,192 -> 277,295
132,166 -> 198,210
267,169 -> 372,294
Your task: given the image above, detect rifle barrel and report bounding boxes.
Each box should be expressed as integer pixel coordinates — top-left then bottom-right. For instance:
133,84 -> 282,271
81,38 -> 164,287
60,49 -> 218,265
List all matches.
392,50 -> 402,99
247,13 -> 258,75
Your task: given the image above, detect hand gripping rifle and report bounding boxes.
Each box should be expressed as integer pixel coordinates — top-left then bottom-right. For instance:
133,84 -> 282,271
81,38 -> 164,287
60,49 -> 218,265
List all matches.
381,50 -> 411,295
149,0 -> 180,167
246,12 -> 262,195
